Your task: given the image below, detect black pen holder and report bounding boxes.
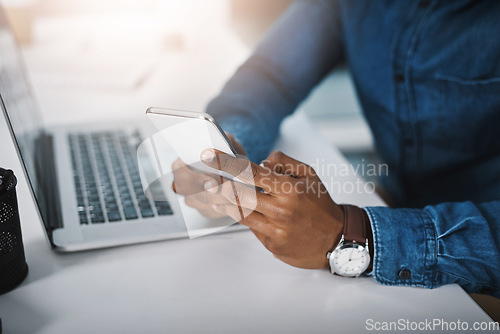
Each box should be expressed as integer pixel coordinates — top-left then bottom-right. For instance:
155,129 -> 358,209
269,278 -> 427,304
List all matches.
0,168 -> 28,295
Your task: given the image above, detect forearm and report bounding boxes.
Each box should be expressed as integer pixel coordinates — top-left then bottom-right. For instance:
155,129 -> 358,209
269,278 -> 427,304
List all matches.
364,201 -> 500,297
207,0 -> 344,162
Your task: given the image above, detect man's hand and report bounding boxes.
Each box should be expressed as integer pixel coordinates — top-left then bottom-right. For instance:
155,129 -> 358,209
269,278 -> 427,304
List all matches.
200,149 -> 344,269
171,132 -> 246,219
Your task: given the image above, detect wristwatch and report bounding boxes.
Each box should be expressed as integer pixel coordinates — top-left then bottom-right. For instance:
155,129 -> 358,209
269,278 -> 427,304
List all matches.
327,205 -> 371,277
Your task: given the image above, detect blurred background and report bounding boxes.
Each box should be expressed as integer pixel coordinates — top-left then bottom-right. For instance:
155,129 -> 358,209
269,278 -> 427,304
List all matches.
1,0 -> 373,163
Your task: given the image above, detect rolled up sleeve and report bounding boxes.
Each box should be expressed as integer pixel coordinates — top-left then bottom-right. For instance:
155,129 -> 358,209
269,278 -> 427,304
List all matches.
365,200 -> 500,297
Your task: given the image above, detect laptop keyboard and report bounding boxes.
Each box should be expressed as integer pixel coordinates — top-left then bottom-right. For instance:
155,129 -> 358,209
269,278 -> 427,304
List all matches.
68,130 -> 173,224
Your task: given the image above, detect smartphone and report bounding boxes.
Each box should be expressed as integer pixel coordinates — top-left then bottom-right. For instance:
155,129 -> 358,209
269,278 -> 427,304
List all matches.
140,108 -> 254,236
143,107 -> 246,182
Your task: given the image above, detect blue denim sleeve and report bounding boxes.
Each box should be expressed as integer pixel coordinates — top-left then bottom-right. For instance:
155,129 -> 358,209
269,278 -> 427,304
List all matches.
364,201 -> 500,297
206,0 -> 343,163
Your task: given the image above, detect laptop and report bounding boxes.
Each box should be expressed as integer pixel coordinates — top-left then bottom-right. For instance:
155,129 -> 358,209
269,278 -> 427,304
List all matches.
0,8 -> 244,251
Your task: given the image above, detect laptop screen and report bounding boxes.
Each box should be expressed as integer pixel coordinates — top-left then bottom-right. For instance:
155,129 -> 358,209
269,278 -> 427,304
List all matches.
0,8 -> 54,234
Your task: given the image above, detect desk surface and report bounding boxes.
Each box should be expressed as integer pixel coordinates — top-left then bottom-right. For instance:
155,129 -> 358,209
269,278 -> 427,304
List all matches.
0,110 -> 493,333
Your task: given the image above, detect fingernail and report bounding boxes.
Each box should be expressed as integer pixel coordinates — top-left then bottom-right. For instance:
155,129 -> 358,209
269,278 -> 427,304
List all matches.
204,180 -> 218,193
212,204 -> 220,212
201,150 -> 215,163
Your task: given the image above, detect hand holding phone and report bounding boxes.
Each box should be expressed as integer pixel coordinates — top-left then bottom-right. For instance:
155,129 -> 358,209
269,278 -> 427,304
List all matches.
141,108 -> 250,220
171,132 -> 246,219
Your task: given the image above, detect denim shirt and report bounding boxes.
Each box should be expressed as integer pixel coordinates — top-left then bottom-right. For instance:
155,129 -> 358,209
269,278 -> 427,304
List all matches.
206,0 -> 500,296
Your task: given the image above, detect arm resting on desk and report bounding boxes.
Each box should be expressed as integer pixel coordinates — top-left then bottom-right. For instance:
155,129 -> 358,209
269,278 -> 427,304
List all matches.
365,201 -> 500,297
194,148 -> 500,297
207,0 -> 344,163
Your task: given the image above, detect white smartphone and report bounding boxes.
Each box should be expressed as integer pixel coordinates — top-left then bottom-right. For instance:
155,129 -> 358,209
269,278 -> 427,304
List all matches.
139,107 -> 253,238
142,107 -> 246,183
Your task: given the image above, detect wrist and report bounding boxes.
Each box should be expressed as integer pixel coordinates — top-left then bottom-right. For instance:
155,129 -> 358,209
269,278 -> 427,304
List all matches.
323,205 -> 344,269
326,205 -> 372,277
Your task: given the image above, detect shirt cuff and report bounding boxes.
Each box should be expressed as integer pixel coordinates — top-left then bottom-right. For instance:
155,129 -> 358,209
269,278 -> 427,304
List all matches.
364,206 -> 437,288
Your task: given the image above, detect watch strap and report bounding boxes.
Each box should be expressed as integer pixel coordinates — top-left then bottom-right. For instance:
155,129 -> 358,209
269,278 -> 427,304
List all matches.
341,204 -> 368,245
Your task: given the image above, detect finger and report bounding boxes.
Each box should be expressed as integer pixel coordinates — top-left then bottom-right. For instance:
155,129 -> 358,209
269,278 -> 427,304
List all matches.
173,157 -> 222,183
184,196 -> 226,219
171,157 -> 186,171
172,158 -> 220,196
261,151 -> 316,178
217,179 -> 278,215
212,200 -> 251,222
213,204 -> 274,236
200,149 -> 285,193
185,192 -> 229,207
198,209 -> 226,219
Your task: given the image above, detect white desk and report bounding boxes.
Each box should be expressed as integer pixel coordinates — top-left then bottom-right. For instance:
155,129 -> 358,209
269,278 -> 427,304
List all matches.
0,109 -> 494,333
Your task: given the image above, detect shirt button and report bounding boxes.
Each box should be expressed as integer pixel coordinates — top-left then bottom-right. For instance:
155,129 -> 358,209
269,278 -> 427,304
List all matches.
404,138 -> 414,147
394,73 -> 405,83
419,0 -> 430,9
398,269 -> 411,280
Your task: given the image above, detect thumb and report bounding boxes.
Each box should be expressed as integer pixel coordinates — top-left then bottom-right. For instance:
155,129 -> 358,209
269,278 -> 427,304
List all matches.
261,151 -> 316,178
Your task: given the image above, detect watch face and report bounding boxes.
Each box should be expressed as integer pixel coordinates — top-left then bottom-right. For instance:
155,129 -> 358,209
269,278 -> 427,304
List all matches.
330,244 -> 370,277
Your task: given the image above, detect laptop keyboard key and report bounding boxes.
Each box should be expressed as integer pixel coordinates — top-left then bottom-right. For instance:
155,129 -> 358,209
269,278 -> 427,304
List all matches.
79,212 -> 88,225
107,211 -> 122,222
69,130 -> 174,225
124,207 -> 139,220
141,208 -> 154,218
91,214 -> 105,224
155,202 -> 173,216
